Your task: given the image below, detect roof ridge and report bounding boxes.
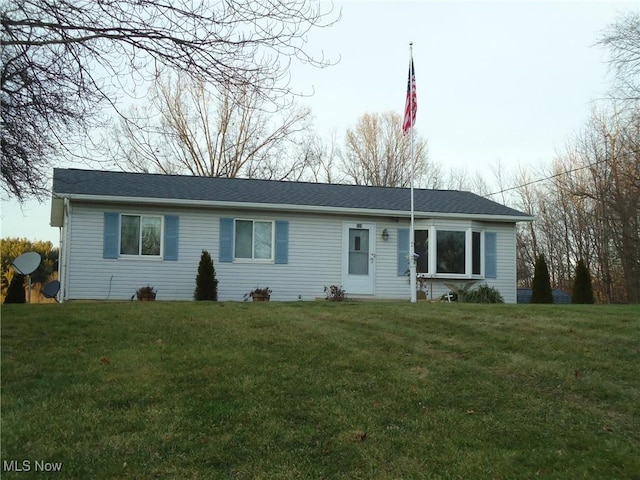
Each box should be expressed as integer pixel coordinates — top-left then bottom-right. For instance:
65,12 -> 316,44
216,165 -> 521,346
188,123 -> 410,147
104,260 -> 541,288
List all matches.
53,167 -> 469,195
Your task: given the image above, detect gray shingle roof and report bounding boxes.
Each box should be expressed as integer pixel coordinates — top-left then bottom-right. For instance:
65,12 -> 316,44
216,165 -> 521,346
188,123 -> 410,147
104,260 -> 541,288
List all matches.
52,168 -> 532,219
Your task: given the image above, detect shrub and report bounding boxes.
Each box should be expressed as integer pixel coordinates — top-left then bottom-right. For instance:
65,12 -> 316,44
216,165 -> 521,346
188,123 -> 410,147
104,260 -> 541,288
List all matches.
531,254 -> 553,304
324,285 -> 346,301
1,238 -> 59,299
572,259 -> 594,304
463,284 -> 504,303
136,285 -> 157,301
194,250 -> 218,301
4,273 -> 26,304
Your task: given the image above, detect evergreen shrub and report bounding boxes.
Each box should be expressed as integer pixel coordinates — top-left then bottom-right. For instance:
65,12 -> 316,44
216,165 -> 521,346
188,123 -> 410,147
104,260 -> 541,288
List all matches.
531,254 -> 554,304
4,273 -> 26,304
572,259 -> 595,304
194,250 -> 218,301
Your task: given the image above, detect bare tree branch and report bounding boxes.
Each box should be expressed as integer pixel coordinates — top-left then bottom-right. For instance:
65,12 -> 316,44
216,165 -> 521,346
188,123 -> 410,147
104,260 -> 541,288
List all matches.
1,0 -> 339,200
108,71 -> 313,181
598,10 -> 640,102
340,112 -> 438,188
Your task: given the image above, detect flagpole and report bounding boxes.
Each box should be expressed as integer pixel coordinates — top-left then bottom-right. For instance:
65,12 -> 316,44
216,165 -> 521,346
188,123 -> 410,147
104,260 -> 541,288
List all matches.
409,42 -> 417,303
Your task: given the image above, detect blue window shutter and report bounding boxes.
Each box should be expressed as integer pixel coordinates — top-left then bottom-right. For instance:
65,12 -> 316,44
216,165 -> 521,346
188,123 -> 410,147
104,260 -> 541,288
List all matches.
103,212 -> 119,259
275,221 -> 289,264
397,228 -> 410,276
164,215 -> 179,261
485,232 -> 497,278
219,218 -> 234,263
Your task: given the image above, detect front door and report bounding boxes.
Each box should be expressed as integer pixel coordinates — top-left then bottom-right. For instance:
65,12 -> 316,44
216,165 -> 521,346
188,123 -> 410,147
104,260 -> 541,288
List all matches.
342,223 -> 376,295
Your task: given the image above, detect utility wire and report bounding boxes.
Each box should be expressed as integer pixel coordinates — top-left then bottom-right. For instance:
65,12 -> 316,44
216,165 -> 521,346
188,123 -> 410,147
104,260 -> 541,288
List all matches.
484,158 -> 607,198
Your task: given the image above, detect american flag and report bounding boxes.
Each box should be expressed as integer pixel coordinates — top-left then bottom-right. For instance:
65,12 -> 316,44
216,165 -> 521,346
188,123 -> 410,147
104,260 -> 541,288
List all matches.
403,58 -> 417,135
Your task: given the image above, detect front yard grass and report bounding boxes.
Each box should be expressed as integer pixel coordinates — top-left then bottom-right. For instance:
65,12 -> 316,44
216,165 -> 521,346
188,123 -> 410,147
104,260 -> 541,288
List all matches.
1,302 -> 639,479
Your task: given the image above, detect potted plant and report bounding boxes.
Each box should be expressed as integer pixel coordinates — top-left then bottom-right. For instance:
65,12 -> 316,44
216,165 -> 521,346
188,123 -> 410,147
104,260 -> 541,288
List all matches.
136,285 -> 157,301
244,286 -> 272,302
324,285 -> 346,301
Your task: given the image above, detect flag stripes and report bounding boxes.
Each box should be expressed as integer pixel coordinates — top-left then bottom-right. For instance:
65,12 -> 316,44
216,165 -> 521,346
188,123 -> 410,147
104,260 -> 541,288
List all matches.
403,59 -> 417,135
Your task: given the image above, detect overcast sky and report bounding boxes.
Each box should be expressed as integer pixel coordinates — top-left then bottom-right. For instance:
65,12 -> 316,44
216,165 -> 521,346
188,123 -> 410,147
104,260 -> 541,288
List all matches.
1,0 -> 637,244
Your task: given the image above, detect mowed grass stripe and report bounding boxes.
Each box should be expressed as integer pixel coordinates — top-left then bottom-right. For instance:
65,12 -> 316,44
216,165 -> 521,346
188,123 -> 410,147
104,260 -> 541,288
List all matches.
1,302 -> 638,479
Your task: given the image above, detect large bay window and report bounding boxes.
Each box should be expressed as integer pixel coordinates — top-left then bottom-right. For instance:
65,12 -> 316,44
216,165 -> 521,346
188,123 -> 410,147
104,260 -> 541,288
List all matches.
411,227 -> 487,278
436,230 -> 466,274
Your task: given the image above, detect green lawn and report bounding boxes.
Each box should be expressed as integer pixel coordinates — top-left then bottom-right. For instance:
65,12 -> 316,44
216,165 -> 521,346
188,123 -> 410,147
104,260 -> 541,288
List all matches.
1,302 -> 639,479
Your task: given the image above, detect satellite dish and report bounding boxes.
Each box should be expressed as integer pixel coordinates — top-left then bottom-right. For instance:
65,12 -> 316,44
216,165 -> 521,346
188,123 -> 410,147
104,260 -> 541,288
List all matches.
12,252 -> 41,275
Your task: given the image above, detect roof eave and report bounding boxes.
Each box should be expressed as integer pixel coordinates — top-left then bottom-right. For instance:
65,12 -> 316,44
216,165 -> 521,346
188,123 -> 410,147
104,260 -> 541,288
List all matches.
52,193 -> 535,223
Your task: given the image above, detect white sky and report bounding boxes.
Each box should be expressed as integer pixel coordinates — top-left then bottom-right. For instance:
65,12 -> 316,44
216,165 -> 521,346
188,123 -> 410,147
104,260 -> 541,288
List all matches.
1,0 -> 637,244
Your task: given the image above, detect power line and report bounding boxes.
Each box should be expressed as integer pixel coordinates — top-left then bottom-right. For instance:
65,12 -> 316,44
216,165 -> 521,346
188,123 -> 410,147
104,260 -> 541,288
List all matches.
484,158 -> 607,198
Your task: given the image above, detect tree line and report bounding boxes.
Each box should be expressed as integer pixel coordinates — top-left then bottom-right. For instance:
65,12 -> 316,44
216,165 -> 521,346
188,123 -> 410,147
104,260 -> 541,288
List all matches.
510,106 -> 639,303
505,12 -> 639,303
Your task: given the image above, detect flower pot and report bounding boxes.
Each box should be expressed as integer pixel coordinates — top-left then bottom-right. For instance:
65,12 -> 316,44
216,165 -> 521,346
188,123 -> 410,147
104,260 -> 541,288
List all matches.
251,293 -> 270,302
137,293 -> 156,301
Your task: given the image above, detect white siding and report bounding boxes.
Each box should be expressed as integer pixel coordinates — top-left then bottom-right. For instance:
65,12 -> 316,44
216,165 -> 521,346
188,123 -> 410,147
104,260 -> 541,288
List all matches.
485,222 -> 518,304
217,212 -> 344,301
373,221 -> 413,299
63,202 -> 519,303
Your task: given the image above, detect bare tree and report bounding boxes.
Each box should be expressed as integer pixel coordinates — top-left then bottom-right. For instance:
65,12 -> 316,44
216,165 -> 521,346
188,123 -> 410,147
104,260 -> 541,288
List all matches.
598,10 -> 640,102
598,109 -> 640,303
464,13 -> 640,301
109,72 -> 312,180
297,130 -> 342,184
597,11 -> 640,301
510,166 -> 542,288
445,168 -> 489,196
512,106 -> 639,303
340,112 -> 440,188
1,0 -> 338,200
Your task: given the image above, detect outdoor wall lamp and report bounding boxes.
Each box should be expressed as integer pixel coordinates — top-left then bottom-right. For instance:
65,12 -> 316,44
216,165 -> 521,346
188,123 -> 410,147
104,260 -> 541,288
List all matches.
381,228 -> 390,241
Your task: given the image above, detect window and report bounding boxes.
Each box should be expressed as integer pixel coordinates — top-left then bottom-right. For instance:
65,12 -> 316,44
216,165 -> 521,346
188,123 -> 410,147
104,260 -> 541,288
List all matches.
414,229 -> 429,274
120,215 -> 162,256
472,231 -> 482,275
436,230 -> 466,274
404,227 -> 494,278
104,213 -> 178,260
219,218 -> 287,264
235,220 -> 273,260
348,228 -> 369,275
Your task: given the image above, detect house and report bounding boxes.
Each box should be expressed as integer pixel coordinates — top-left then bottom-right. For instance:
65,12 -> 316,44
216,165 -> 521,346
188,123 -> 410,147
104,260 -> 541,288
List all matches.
50,168 -> 534,303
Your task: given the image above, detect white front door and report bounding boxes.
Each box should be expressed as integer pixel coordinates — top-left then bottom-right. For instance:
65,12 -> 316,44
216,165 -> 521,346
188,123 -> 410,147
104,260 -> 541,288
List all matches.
342,223 -> 376,295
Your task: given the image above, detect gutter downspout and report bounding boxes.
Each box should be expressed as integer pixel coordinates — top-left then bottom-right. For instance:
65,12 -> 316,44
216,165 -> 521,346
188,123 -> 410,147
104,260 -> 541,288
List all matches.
59,198 -> 71,303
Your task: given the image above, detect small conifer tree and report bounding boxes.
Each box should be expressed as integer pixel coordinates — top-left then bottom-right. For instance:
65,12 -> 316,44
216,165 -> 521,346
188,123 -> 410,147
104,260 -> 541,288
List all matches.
572,259 -> 594,304
194,250 -> 218,301
531,254 -> 553,304
4,273 -> 26,304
